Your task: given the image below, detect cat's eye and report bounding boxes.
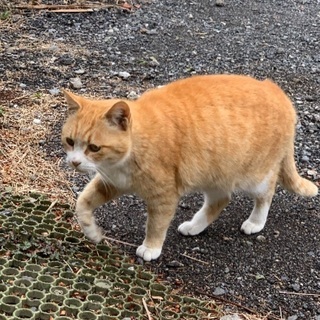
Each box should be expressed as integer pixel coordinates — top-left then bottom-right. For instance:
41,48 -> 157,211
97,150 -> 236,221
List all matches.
88,144 -> 101,152
66,138 -> 74,147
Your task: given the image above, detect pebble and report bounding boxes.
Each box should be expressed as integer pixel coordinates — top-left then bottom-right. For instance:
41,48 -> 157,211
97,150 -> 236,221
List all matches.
167,260 -> 184,268
20,83 -> 27,88
58,54 -> 74,65
256,235 -> 266,242
49,88 -> 60,95
287,316 -> 298,320
74,68 -> 86,75
216,0 -> 226,7
149,56 -> 160,66
307,169 -> 317,177
291,283 -> 300,292
127,91 -> 139,100
33,119 -> 41,125
220,315 -> 241,320
70,77 -> 83,89
118,71 -> 131,79
213,287 -> 226,295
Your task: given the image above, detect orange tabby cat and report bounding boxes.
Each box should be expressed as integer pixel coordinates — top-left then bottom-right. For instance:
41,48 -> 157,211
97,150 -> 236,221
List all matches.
62,75 -> 318,261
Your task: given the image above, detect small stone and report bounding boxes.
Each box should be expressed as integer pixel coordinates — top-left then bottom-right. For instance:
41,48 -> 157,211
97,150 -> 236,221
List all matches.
70,77 -> 83,89
273,230 -> 280,238
119,71 -> 131,79
216,0 -> 226,7
256,235 -> 266,242
127,91 -> 139,100
33,118 -> 41,125
291,283 -> 300,292
49,88 -> 60,95
75,68 -> 85,75
307,169 -> 317,177
220,314 -> 241,320
287,316 -> 298,320
58,54 -> 74,65
255,273 -> 265,280
213,287 -> 226,295
20,83 -> 27,88
301,155 -> 309,162
6,47 -> 14,54
149,56 -> 160,66
167,260 -> 184,268
48,44 -> 59,52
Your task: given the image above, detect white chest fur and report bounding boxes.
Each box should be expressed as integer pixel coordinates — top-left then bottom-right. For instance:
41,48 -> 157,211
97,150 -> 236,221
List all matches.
98,165 -> 132,191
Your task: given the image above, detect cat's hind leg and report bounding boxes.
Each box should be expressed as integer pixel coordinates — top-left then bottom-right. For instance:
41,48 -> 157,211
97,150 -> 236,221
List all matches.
76,174 -> 118,243
178,190 -> 230,236
241,172 -> 277,234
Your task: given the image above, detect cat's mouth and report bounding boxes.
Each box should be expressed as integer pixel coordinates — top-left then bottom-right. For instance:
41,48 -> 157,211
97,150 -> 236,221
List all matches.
67,160 -> 96,174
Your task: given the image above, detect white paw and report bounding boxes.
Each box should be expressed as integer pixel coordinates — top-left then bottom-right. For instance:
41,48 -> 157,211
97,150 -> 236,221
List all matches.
178,221 -> 205,236
82,223 -> 104,243
241,219 -> 265,235
136,244 -> 162,262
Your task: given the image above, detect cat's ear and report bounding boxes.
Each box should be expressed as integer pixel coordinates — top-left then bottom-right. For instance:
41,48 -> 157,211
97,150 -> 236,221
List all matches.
63,90 -> 82,113
106,101 -> 131,131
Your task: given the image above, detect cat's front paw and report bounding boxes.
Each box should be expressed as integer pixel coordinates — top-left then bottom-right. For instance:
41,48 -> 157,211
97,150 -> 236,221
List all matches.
178,221 -> 205,236
241,219 -> 265,235
82,223 -> 104,243
136,244 -> 162,261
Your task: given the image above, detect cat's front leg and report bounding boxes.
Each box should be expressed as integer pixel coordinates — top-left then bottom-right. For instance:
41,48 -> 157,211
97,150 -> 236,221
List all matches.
136,197 -> 178,261
76,174 -> 118,243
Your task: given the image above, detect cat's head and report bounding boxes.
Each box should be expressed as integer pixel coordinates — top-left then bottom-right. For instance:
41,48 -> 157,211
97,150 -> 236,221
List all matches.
61,91 -> 132,173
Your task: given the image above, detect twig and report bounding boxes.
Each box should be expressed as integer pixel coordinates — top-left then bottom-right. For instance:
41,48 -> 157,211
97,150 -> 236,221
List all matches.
14,4 -> 131,12
103,236 -> 138,248
51,9 -> 94,13
181,252 -> 209,265
45,200 -> 58,213
142,297 -> 153,320
279,290 -> 320,297
63,259 -> 73,272
9,94 -> 30,103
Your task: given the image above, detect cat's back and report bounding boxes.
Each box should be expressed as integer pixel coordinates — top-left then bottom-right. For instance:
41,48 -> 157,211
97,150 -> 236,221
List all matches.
137,74 -> 296,127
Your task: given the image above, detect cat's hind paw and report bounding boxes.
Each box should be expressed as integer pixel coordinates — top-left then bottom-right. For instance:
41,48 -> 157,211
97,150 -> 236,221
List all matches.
178,221 -> 205,236
82,223 -> 104,243
241,219 -> 265,235
136,245 -> 162,261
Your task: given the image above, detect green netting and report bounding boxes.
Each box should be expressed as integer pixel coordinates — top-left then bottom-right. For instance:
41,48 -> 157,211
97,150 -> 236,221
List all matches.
0,193 -> 221,319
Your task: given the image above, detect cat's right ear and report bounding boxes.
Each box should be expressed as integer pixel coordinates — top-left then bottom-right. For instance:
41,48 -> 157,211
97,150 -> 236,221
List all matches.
63,90 -> 82,113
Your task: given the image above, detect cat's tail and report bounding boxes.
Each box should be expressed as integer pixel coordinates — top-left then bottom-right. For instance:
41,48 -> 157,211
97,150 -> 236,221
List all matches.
279,148 -> 318,197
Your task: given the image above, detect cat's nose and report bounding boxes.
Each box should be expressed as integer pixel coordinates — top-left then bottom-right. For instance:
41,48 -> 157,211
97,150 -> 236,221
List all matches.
72,161 -> 81,168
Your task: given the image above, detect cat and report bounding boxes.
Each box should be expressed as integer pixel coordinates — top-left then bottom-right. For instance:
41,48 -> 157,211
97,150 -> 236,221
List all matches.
61,74 -> 318,261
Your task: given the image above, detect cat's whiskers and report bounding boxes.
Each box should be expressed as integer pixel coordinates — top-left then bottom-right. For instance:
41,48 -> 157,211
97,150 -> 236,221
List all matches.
95,167 -> 120,193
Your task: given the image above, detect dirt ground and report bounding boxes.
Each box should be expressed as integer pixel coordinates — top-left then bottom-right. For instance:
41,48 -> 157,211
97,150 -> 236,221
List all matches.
0,0 -> 319,319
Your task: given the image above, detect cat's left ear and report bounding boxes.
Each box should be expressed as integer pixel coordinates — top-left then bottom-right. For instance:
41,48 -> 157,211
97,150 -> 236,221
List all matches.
106,101 -> 131,131
63,90 -> 82,113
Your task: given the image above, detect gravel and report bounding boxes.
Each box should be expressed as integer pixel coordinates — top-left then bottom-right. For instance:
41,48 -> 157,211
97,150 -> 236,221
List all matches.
1,0 -> 319,318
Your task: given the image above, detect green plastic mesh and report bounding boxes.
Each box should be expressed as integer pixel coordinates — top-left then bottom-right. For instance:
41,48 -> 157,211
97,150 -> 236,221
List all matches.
0,193 -> 220,319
